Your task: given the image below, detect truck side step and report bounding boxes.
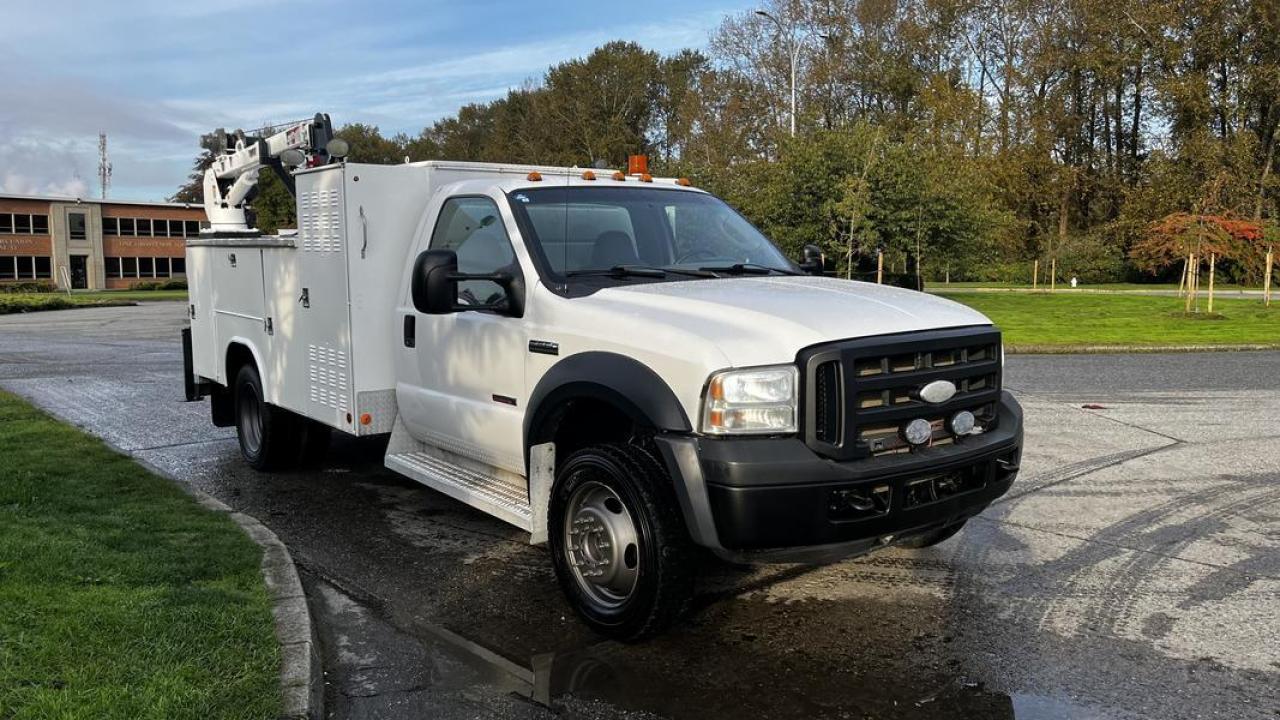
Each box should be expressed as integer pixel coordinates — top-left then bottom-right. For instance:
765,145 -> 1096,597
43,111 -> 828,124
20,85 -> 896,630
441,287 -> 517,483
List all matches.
387,449 -> 533,530
384,418 -> 553,542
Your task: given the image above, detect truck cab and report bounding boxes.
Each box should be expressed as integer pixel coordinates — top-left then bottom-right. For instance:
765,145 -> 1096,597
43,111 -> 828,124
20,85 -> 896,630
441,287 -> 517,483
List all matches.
185,155 -> 1023,640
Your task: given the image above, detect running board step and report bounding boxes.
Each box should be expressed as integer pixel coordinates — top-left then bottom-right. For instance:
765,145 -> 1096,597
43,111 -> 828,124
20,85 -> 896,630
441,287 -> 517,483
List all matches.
384,416 -> 554,544
386,449 -> 533,531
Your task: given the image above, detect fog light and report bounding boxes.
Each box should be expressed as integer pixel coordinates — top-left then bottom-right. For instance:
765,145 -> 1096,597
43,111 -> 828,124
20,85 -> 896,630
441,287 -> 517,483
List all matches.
949,410 -> 976,436
902,418 -> 933,446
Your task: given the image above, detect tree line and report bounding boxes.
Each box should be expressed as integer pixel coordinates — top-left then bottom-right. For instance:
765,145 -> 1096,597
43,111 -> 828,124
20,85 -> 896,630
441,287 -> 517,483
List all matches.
175,0 -> 1280,283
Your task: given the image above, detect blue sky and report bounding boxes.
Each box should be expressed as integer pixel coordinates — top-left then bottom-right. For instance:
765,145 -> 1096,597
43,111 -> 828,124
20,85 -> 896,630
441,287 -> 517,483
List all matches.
0,0 -> 747,201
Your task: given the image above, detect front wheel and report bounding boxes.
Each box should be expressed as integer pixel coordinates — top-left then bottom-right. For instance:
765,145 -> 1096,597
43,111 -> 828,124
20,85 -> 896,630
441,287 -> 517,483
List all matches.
549,444 -> 696,640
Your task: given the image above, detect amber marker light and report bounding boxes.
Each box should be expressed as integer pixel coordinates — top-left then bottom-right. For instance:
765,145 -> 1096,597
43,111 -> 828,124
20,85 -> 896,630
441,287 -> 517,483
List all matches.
527,171 -> 542,181
676,177 -> 692,187
640,173 -> 653,183
581,170 -> 596,180
360,413 -> 373,426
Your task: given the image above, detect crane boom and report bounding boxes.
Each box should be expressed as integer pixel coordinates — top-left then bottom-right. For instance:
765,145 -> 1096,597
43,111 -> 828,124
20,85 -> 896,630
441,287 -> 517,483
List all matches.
200,113 -> 343,234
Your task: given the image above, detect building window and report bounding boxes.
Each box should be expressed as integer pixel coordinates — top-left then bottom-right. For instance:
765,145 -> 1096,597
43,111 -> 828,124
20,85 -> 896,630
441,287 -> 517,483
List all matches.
119,218 -> 135,236
32,215 -> 48,234
105,257 -> 122,278
186,220 -> 200,236
136,218 -> 152,237
122,257 -> 138,278
0,214 -> 11,233
68,212 -> 86,240
0,256 -> 15,280
16,256 -> 33,278
138,257 -> 154,277
14,215 -> 31,234
34,256 -> 51,278
103,217 -> 119,236
172,257 -> 186,274
156,257 -> 170,276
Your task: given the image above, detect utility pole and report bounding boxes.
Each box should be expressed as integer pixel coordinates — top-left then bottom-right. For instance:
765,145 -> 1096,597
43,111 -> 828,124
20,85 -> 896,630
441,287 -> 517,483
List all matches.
98,133 -> 112,200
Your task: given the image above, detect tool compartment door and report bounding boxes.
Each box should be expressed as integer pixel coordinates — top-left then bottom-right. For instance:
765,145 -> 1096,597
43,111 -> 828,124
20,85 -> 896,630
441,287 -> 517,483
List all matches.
264,166 -> 355,431
210,246 -> 269,386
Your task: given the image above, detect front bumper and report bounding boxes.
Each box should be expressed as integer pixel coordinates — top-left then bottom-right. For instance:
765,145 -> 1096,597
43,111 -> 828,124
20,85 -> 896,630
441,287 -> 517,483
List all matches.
655,390 -> 1023,564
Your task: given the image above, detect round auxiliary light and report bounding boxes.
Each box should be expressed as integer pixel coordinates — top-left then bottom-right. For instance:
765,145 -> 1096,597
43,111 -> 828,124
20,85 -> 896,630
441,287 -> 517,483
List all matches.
949,410 -> 976,436
902,418 -> 933,446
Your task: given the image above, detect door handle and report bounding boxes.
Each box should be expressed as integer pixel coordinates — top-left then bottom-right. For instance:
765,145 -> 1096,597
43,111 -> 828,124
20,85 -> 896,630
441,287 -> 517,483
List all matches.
403,314 -> 415,348
359,206 -> 368,259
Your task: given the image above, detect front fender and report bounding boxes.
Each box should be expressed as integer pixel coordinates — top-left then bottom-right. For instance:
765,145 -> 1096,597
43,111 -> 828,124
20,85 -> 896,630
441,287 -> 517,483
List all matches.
524,351 -> 692,455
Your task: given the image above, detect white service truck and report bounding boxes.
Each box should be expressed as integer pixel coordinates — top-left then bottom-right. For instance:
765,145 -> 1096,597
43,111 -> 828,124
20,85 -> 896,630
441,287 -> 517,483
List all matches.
183,114 -> 1023,639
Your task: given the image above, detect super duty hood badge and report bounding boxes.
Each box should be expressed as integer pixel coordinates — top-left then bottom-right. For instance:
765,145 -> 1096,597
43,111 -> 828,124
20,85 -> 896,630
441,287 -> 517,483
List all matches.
919,379 -> 957,404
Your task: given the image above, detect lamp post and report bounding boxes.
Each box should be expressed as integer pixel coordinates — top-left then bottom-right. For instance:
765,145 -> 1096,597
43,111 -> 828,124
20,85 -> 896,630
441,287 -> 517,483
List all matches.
755,9 -> 823,137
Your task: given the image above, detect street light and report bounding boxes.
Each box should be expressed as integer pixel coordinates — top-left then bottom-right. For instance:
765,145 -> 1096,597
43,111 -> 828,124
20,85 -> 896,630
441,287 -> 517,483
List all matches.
755,9 -> 826,137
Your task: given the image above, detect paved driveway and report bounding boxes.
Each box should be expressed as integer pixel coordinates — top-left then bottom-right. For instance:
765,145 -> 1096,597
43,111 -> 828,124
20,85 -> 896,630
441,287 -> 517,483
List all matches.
1,303 -> 1277,719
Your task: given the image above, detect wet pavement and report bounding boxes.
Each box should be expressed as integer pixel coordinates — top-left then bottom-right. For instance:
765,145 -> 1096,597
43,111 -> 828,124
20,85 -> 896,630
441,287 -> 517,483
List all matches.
1,302 -> 1278,720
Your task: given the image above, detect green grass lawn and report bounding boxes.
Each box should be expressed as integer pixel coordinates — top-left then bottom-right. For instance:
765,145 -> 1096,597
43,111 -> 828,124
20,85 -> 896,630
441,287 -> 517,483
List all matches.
0,391 -> 279,719
936,281 -> 1253,292
0,290 -> 187,314
940,292 -> 1280,351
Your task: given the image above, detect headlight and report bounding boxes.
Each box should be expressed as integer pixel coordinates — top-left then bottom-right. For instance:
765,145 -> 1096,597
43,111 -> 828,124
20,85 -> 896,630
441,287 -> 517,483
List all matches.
701,365 -> 799,435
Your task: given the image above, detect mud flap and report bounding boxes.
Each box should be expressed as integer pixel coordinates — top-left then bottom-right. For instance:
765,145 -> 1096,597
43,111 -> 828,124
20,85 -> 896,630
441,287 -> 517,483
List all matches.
528,442 -> 554,545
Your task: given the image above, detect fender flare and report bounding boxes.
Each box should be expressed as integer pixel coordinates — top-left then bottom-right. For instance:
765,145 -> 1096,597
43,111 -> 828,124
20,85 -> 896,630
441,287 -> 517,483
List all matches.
524,351 -> 692,458
224,336 -> 268,394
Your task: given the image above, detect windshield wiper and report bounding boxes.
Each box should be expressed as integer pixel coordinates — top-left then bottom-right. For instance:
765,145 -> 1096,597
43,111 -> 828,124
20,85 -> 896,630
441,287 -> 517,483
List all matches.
565,265 -> 669,279
565,265 -> 717,279
698,263 -> 803,276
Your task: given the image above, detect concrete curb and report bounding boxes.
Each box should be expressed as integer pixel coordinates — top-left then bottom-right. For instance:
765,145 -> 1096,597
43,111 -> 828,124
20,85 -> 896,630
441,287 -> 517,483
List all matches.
1008,343 -> 1280,354
191,493 -> 322,720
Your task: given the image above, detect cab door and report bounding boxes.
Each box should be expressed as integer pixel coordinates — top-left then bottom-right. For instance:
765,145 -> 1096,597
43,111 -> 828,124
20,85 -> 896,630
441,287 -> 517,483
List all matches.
397,194 -> 528,474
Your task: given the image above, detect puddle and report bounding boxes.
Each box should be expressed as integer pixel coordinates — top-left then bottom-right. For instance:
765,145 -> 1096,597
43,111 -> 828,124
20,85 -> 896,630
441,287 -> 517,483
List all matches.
405,617 -> 1122,720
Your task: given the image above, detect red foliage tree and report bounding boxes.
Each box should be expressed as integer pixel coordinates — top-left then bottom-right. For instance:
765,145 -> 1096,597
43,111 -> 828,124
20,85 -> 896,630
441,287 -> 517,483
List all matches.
1129,213 -> 1269,283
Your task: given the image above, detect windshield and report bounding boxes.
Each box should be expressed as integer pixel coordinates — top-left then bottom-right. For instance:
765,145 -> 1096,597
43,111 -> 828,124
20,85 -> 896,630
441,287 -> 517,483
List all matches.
506,186 -> 795,280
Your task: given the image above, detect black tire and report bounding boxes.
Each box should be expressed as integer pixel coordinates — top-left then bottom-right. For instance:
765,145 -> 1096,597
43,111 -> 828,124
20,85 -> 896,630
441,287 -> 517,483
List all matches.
233,364 -> 301,471
899,520 -> 968,549
549,443 -> 696,641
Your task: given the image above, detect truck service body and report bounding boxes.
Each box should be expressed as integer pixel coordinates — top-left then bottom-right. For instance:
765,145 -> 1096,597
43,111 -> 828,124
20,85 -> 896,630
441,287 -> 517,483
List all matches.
184,115 -> 1023,638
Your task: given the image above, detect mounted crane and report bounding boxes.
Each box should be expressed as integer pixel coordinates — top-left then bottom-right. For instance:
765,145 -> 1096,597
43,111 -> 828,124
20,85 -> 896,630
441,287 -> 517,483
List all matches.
199,113 -> 347,233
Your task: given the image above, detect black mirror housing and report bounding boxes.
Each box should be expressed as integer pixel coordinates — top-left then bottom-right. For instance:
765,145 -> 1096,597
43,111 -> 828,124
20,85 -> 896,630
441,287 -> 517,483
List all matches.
411,249 -> 526,317
800,244 -> 825,276
412,249 -> 459,314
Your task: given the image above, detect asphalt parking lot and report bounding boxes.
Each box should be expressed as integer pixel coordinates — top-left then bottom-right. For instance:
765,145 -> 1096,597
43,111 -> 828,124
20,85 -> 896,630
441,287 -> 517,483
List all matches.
1,303 -> 1277,720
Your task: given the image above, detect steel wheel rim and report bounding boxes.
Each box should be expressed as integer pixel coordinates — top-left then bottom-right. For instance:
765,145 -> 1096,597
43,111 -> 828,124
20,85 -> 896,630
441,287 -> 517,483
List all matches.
238,382 -> 263,455
563,479 -> 641,611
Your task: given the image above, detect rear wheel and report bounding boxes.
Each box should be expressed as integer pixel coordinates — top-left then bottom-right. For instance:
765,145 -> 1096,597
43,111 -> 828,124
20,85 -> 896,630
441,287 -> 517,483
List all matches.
899,520 -> 968,549
234,364 -> 301,471
549,444 -> 695,640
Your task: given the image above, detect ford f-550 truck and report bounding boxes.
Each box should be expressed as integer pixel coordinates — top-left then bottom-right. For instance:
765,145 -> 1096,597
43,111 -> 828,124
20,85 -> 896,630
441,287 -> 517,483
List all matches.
183,115 -> 1023,639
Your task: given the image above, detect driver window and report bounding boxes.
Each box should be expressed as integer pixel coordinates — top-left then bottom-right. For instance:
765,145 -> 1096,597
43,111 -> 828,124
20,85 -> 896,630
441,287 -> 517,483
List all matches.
430,197 -> 516,306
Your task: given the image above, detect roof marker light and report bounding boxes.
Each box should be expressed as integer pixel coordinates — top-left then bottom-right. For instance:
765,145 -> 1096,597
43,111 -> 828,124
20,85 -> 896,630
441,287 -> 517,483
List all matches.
527,171 -> 542,182
676,177 -> 692,187
581,170 -> 596,181
640,174 -> 653,183
612,171 -> 626,181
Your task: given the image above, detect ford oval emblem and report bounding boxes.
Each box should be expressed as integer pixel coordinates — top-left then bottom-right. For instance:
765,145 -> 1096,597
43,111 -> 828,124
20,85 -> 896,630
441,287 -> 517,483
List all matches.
919,379 -> 957,404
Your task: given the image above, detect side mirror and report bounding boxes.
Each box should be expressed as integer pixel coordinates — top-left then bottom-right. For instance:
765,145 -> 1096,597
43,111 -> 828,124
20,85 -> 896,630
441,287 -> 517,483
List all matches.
800,244 -> 825,276
411,249 -> 526,317
412,249 -> 459,314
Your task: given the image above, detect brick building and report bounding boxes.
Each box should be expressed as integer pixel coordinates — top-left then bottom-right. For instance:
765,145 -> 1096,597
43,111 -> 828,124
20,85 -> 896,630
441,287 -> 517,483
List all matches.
0,193 -> 207,290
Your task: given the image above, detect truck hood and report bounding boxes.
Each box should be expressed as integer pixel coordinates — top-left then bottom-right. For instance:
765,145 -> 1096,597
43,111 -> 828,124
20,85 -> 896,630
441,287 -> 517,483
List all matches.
584,275 -> 992,366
